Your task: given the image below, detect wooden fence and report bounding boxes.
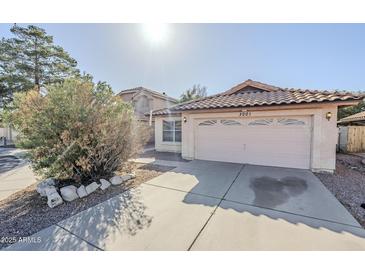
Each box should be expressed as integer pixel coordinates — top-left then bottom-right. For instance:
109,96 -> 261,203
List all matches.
339,126 -> 365,153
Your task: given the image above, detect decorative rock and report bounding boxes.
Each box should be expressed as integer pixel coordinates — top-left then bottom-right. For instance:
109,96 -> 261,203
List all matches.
77,185 -> 88,198
110,176 -> 123,186
121,173 -> 135,182
100,179 -> 111,190
85,182 -> 100,195
45,186 -> 57,195
361,159 -> 365,166
36,178 -> 56,197
60,185 -> 79,202
47,191 -> 63,208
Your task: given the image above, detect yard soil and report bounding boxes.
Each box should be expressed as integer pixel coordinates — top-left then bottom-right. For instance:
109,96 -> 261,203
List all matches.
0,163 -> 173,249
315,153 -> 365,228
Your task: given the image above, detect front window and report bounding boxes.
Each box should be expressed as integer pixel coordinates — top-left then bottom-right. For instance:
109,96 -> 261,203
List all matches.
163,120 -> 181,142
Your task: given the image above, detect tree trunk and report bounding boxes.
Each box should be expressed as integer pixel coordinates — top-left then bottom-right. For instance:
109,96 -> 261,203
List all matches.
34,37 -> 40,92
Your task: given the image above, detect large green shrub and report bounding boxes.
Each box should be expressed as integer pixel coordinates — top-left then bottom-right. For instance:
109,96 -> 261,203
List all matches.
10,78 -> 149,181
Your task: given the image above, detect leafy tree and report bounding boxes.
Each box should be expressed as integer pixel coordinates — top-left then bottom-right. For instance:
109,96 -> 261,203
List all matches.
338,99 -> 365,120
179,84 -> 207,103
9,78 -> 150,181
0,24 -> 79,106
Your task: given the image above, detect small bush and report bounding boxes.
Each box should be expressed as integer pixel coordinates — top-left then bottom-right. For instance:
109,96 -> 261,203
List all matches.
10,78 -> 150,181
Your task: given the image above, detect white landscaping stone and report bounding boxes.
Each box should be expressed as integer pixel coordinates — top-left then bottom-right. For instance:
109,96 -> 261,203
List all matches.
110,176 -> 123,185
36,178 -> 56,197
60,185 -> 79,202
77,185 -> 88,198
47,191 -> 63,208
45,186 -> 57,195
100,179 -> 111,190
85,182 -> 100,195
121,173 -> 136,182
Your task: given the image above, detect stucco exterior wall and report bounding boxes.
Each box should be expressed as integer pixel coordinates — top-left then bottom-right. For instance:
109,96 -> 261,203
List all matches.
0,126 -> 18,144
119,93 -> 134,102
120,92 -> 177,121
154,116 -> 182,153
151,97 -> 176,111
155,104 -> 339,172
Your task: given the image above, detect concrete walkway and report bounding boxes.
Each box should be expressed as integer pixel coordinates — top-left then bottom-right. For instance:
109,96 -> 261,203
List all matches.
0,148 -> 37,201
132,151 -> 190,168
5,160 -> 365,251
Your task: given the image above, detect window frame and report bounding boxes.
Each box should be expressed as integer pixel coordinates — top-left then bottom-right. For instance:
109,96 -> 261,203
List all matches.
162,120 -> 182,143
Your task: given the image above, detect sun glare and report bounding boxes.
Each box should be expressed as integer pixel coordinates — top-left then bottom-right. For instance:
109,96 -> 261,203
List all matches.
141,23 -> 170,46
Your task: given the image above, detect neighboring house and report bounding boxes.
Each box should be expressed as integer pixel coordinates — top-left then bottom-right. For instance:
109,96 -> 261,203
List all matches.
0,126 -> 18,146
338,111 -> 365,153
149,79 -> 364,172
117,86 -> 178,121
338,110 -> 365,125
118,86 -> 178,144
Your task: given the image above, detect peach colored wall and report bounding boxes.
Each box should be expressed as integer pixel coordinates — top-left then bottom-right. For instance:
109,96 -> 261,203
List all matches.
120,92 -> 176,120
155,104 -> 339,172
155,116 -> 182,153
119,93 -> 134,102
181,105 -> 338,172
120,92 -> 176,111
151,97 -> 176,111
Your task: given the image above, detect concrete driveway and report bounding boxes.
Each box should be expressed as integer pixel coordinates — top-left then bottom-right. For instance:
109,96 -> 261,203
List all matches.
6,160 -> 365,251
0,148 -> 37,201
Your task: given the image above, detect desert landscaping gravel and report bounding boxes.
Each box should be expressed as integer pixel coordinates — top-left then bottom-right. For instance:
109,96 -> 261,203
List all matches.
316,153 -> 365,228
0,163 -> 173,249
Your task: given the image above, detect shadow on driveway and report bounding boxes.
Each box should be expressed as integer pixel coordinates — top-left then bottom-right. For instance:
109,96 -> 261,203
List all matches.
178,161 -> 365,245
4,187 -> 153,251
0,155 -> 21,174
6,160 -> 365,250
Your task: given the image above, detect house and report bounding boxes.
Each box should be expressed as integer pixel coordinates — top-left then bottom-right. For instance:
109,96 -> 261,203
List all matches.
118,86 -> 178,143
338,110 -> 365,126
338,111 -> 365,153
149,79 -> 364,172
0,126 -> 17,146
117,86 -> 178,121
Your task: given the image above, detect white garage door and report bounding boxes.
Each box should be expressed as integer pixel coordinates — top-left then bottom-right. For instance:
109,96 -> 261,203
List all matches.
195,116 -> 312,169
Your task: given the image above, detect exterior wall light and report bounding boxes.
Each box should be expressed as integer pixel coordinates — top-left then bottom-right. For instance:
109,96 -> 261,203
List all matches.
183,117 -> 187,123
326,112 -> 332,121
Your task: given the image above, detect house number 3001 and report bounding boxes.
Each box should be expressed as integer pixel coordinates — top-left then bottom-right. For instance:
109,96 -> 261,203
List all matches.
239,110 -> 251,117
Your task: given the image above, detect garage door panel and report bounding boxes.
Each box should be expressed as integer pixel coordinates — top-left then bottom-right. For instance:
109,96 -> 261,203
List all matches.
246,144 -> 310,155
196,146 -> 243,163
195,116 -> 311,169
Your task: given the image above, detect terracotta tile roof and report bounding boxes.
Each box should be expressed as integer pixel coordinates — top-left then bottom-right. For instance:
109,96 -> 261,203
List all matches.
338,110 -> 365,123
150,80 -> 364,116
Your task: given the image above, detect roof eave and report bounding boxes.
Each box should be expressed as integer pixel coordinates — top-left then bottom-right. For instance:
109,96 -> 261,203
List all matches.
168,99 -> 363,114
148,111 -> 182,117
338,118 -> 365,124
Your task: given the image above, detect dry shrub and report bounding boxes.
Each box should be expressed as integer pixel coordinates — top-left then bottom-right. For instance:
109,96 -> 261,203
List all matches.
11,78 -> 150,181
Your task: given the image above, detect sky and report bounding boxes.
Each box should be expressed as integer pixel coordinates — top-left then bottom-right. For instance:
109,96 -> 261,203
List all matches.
1,23 -> 365,98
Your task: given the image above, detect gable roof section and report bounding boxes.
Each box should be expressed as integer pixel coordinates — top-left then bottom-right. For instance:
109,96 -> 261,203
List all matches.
118,86 -> 178,103
338,110 -> 365,123
151,79 -> 364,116
222,79 -> 280,94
